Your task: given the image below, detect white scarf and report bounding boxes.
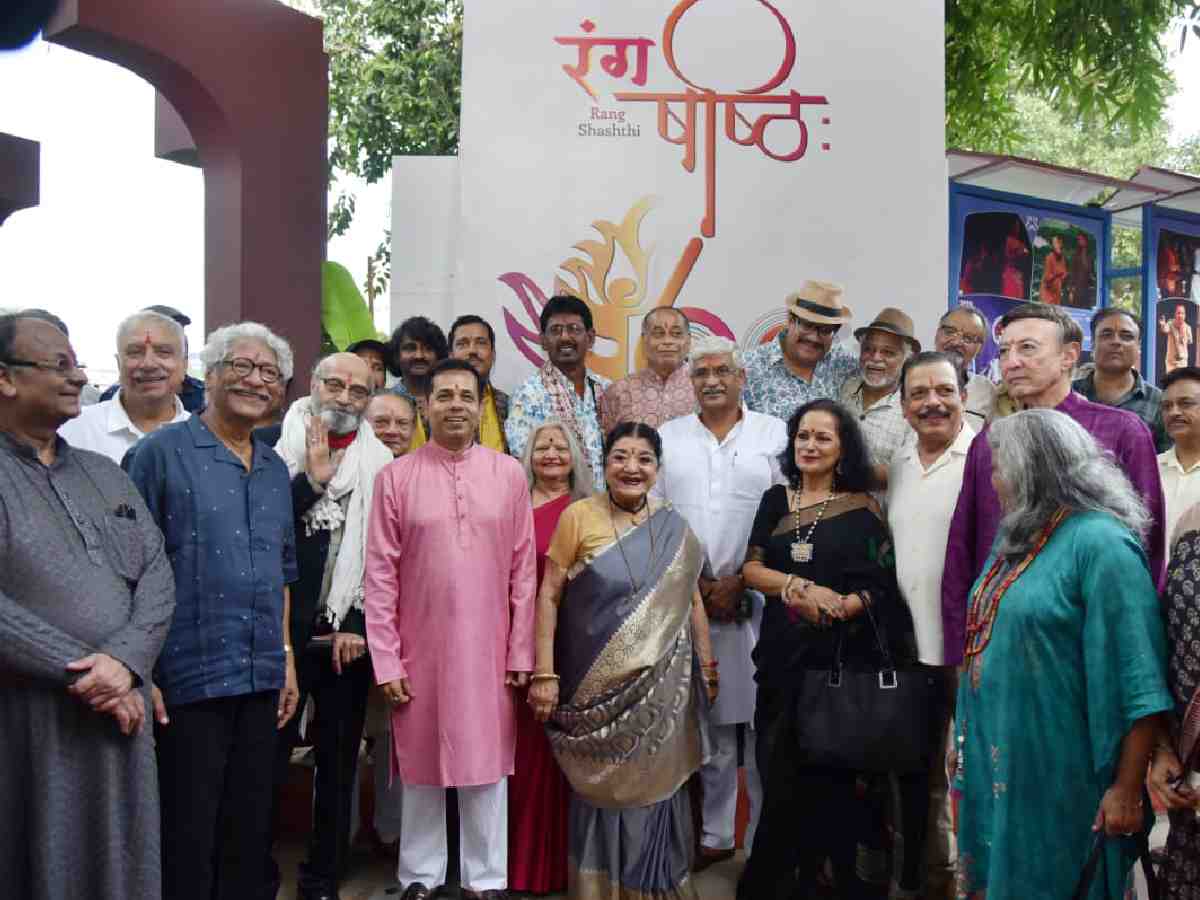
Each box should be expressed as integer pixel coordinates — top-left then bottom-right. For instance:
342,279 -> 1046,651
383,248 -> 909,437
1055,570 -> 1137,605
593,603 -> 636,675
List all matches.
275,397 -> 393,623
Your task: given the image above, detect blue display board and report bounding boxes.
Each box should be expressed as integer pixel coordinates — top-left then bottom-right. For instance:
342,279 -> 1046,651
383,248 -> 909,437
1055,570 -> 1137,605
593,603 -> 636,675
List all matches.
948,184 -> 1110,378
1144,205 -> 1200,383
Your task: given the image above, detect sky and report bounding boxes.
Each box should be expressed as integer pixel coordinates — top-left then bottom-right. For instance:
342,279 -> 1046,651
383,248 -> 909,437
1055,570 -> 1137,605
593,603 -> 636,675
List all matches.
0,26 -> 1197,386
0,36 -> 391,385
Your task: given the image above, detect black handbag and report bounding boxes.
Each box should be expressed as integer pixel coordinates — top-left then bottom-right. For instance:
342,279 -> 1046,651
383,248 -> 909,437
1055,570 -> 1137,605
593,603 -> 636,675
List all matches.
791,600 -> 938,774
1070,827 -> 1159,900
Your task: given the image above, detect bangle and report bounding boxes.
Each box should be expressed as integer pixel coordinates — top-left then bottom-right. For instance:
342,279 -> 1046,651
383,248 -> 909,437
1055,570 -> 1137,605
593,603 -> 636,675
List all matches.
782,574 -> 794,597
530,673 -> 560,682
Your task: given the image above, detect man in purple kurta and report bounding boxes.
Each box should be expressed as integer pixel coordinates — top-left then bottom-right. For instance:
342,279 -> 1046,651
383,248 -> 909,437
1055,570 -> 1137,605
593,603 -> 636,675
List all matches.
941,304 -> 1165,665
365,358 -> 536,900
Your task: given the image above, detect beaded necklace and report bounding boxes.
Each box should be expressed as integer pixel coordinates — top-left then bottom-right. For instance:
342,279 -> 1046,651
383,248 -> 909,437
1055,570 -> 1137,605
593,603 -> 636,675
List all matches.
790,484 -> 838,563
964,507 -> 1069,662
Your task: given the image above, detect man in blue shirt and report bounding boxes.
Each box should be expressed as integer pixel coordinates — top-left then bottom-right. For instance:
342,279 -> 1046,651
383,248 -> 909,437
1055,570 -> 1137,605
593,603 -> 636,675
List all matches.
126,321 -> 299,900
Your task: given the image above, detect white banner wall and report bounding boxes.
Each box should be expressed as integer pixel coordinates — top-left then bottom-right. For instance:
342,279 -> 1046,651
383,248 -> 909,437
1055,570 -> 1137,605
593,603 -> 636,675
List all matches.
393,0 -> 946,393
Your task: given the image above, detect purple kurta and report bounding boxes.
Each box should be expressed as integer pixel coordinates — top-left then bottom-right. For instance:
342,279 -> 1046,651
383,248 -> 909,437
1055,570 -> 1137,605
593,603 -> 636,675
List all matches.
941,391 -> 1166,665
364,441 -> 536,786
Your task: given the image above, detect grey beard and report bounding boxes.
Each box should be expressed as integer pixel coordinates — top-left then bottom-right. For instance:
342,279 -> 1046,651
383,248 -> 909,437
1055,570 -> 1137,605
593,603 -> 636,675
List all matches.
319,407 -> 361,434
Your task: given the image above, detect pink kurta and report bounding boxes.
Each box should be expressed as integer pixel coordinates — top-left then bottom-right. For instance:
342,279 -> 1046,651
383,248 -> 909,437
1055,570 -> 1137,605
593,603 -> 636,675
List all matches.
364,440 -> 536,787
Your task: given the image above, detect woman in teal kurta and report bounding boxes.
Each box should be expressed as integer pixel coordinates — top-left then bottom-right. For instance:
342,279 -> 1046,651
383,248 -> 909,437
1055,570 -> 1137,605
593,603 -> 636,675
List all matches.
954,411 -> 1173,900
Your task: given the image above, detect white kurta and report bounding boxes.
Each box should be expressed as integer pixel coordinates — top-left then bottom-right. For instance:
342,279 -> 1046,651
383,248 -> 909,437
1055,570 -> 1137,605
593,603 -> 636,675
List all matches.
886,422 -> 976,665
654,408 -> 786,724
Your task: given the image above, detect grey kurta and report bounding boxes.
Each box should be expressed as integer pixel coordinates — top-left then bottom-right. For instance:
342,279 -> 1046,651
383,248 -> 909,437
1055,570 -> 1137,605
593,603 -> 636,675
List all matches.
0,431 -> 175,900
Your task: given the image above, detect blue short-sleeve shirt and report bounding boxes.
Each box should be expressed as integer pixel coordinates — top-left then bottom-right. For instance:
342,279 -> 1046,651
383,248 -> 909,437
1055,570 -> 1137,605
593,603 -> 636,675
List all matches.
125,416 -> 298,707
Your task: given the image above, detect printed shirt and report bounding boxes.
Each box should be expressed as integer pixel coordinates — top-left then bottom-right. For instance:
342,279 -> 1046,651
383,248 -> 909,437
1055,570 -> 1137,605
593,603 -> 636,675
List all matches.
838,376 -> 912,467
125,416 -> 299,707
964,373 -> 997,428
598,364 -> 696,433
505,368 -> 611,490
742,337 -> 858,422
1073,368 -> 1169,453
941,391 -> 1165,666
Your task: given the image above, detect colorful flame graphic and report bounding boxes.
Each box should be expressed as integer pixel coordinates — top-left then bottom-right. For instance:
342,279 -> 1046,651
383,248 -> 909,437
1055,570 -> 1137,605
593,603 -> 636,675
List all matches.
500,198 -> 734,380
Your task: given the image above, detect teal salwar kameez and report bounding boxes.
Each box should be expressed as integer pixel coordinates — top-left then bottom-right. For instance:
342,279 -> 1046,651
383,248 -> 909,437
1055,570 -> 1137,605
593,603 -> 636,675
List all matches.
955,511 -> 1173,900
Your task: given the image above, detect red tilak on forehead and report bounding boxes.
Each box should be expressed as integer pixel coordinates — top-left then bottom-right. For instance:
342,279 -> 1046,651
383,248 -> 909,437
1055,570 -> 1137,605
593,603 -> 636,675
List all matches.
143,333 -> 154,345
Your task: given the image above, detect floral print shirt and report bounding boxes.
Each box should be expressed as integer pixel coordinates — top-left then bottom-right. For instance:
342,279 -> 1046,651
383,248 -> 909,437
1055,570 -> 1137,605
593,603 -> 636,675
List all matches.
742,336 -> 859,422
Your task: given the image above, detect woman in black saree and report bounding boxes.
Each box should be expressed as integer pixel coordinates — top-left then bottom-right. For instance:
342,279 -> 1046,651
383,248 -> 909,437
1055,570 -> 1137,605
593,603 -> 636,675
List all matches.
737,399 -> 919,900
528,421 -> 718,900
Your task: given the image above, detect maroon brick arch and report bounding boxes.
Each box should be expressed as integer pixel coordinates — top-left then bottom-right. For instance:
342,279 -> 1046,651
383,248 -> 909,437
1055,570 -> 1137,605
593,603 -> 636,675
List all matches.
45,0 -> 328,385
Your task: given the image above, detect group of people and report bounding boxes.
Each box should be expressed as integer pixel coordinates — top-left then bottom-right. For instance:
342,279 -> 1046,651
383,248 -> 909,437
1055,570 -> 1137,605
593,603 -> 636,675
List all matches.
3,279 -> 1200,900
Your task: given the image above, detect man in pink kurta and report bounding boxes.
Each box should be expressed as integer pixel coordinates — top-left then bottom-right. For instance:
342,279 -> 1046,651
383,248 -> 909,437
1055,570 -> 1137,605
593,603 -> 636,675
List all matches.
365,359 -> 536,900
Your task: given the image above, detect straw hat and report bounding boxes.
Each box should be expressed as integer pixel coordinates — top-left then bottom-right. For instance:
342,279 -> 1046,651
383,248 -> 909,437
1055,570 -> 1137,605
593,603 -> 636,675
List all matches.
853,307 -> 921,353
785,281 -> 853,326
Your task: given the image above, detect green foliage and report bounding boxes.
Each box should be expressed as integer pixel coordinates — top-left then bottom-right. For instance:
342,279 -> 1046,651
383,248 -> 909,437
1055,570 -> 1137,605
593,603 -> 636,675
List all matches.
947,0 -> 1185,152
323,0 -> 462,186
286,0 -> 463,295
321,261 -> 379,350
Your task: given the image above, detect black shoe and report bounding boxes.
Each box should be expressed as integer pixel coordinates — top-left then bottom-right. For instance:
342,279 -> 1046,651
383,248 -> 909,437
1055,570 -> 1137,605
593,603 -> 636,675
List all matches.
297,889 -> 339,900
401,883 -> 432,900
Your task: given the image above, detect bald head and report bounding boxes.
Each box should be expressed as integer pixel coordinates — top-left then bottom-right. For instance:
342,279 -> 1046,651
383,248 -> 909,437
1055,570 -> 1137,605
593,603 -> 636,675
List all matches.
0,315 -> 87,432
310,352 -> 372,434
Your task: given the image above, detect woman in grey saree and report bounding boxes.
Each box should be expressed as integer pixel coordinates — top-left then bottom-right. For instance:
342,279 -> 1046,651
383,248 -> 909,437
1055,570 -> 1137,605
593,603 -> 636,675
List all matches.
529,422 -> 717,900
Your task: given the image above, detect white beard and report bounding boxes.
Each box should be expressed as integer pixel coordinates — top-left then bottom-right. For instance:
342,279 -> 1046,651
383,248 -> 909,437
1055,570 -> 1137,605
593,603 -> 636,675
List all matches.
319,406 -> 361,434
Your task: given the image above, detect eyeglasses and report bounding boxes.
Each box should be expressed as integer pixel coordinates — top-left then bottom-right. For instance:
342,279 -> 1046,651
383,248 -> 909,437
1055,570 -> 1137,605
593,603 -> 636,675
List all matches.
691,365 -> 736,380
220,357 -> 283,384
320,377 -> 371,403
546,323 -> 588,338
1,357 -> 87,375
789,316 -> 840,338
937,324 -> 985,346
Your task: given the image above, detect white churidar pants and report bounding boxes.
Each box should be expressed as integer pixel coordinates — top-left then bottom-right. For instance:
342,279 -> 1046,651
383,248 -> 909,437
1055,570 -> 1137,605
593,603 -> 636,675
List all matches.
395,780 -> 508,891
699,724 -> 761,852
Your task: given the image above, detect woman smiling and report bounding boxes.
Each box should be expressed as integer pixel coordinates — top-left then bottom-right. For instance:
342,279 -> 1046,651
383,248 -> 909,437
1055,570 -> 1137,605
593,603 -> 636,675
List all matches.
528,421 -> 716,899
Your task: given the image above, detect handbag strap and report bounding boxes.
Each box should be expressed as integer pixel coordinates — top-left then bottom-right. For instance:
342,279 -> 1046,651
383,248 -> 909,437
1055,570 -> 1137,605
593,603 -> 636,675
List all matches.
1180,680 -> 1200,771
826,593 -> 894,683
860,593 -> 896,672
1071,826 -> 1160,900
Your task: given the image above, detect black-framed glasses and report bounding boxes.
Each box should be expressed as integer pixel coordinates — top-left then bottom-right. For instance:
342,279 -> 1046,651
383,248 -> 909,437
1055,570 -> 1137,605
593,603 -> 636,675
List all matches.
789,316 -> 840,337
1,357 -> 87,375
220,357 -> 282,384
320,377 -> 370,403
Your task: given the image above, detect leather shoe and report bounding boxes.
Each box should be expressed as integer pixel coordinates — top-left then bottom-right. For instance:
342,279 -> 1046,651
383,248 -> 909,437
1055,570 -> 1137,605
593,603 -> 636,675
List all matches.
400,883 -> 431,900
693,846 -> 736,872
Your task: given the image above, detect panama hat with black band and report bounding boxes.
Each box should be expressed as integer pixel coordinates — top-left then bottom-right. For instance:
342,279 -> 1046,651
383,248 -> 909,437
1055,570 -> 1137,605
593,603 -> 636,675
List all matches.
785,280 -> 853,327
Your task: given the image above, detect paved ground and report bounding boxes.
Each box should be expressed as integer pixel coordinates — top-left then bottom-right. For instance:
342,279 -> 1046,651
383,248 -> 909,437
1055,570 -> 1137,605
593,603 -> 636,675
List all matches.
275,839 -> 746,900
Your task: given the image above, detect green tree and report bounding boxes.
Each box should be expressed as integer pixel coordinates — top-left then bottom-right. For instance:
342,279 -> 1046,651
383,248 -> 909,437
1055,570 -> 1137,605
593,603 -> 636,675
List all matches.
947,0 -> 1186,151
285,0 -> 462,295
